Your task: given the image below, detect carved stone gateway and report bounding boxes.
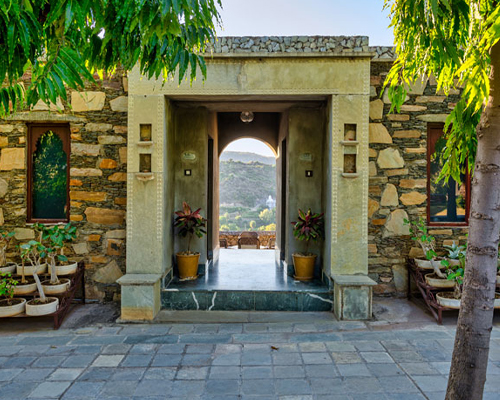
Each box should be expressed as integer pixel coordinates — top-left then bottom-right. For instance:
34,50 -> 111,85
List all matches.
118,36 -> 376,321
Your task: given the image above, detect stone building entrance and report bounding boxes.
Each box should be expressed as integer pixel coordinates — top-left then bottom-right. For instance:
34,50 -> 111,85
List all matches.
118,38 -> 376,321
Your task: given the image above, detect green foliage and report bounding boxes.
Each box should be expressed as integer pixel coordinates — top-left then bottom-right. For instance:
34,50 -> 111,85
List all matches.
32,131 -> 67,219
384,0 -> 500,183
291,209 -> 324,254
259,208 -> 276,225
0,0 -> 221,116
0,272 -> 17,300
404,217 -> 437,260
249,220 -> 256,230
43,222 -> 77,263
174,202 -> 207,253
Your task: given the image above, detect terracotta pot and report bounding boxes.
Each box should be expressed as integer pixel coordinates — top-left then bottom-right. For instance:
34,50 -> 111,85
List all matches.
26,297 -> 59,316
0,262 -> 16,274
13,280 -> 37,295
0,298 -> 26,317
55,262 -> 78,276
425,273 -> 455,289
436,292 -> 461,309
292,253 -> 316,281
41,278 -> 71,295
176,253 -> 200,280
16,263 -> 47,276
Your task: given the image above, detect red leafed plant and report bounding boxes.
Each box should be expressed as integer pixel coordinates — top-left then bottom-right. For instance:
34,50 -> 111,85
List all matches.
291,209 -> 324,255
174,202 -> 207,254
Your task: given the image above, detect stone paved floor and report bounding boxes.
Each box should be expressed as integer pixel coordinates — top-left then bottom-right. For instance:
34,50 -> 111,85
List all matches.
1,304 -> 500,399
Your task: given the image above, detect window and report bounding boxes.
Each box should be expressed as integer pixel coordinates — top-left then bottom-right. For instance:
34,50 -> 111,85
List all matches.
427,123 -> 470,225
27,124 -> 70,222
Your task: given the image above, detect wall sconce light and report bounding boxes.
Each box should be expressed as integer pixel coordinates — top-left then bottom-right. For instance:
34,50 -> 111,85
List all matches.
240,111 -> 254,123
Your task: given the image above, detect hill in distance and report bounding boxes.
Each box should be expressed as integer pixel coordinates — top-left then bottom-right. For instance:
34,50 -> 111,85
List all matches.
220,151 -> 275,165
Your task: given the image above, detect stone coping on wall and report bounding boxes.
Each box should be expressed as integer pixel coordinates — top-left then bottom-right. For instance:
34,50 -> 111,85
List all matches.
207,36 -> 370,56
206,37 -> 395,61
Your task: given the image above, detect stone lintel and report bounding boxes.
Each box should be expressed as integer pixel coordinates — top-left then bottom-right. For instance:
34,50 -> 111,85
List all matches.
332,274 -> 377,286
5,111 -> 86,123
208,52 -> 375,59
117,273 -> 162,286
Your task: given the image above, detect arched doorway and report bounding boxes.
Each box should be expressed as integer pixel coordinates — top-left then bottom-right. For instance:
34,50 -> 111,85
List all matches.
216,138 -> 279,288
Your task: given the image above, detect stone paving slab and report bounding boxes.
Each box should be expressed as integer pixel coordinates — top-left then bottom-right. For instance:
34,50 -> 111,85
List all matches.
1,316 -> 500,399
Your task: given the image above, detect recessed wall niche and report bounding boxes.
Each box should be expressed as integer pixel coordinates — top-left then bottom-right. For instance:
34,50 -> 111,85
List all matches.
343,154 -> 357,174
344,124 -> 357,141
140,124 -> 152,142
139,153 -> 152,173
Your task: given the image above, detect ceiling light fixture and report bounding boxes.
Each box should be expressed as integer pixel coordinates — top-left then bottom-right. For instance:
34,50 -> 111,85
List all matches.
240,111 -> 254,123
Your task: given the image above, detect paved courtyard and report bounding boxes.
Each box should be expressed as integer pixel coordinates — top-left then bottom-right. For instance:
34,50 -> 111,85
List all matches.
1,304 -> 500,400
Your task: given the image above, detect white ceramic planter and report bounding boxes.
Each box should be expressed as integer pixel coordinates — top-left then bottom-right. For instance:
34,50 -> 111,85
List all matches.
447,259 -> 461,267
436,292 -> 461,309
13,281 -> 37,295
25,297 -> 59,316
0,263 -> 16,274
55,262 -> 78,276
414,259 -> 444,270
16,263 -> 47,276
41,279 -> 70,295
0,298 -> 26,317
495,293 -> 500,309
425,273 -> 455,289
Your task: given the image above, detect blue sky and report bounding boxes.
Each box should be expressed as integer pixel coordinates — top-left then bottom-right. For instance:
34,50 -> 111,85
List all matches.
220,0 -> 393,157
216,0 -> 393,46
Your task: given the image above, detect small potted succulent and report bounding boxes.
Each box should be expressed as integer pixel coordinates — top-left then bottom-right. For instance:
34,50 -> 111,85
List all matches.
436,258 -> 465,309
291,209 -> 324,281
174,202 -> 207,280
20,241 -> 59,316
0,272 -> 25,317
0,229 -> 16,274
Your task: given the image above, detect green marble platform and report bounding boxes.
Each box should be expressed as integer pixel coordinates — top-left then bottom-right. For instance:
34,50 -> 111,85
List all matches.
162,250 -> 333,312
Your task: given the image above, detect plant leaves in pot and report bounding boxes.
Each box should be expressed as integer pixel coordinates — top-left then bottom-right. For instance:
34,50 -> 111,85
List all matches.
291,209 -> 324,281
174,202 -> 207,280
19,240 -> 59,316
0,272 -> 26,318
0,229 -> 15,274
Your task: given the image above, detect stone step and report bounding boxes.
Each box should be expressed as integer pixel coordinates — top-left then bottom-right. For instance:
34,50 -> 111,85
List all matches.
161,288 -> 333,312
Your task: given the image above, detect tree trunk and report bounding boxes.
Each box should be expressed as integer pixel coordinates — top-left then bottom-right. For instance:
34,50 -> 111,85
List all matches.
446,42 -> 500,399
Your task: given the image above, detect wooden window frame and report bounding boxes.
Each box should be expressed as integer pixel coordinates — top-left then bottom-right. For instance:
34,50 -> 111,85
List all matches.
426,122 -> 471,227
27,123 -> 71,223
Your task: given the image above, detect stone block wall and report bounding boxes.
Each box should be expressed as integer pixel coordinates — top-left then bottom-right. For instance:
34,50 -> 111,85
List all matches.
219,231 -> 276,248
368,59 -> 468,296
0,72 -> 128,302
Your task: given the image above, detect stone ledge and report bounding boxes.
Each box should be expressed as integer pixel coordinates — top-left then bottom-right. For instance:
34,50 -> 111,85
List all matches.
117,274 -> 162,286
332,274 -> 377,286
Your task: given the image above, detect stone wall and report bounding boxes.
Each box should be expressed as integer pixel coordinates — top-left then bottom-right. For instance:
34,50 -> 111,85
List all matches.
208,36 -> 369,54
219,231 -> 276,248
0,72 -> 128,302
368,60 -> 468,296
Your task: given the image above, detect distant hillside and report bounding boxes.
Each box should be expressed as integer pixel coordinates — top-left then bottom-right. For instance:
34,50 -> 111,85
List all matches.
220,151 -> 275,165
220,160 -> 276,209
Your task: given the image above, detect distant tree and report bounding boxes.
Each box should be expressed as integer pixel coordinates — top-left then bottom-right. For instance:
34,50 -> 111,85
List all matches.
259,208 -> 276,225
0,0 -> 221,115
220,224 -> 229,232
249,221 -> 256,230
385,1 -> 500,398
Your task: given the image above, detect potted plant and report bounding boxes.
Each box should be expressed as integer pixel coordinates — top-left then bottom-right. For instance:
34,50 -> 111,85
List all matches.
436,259 -> 464,309
405,218 -> 446,278
174,202 -> 207,280
291,209 -> 324,281
0,272 -> 26,317
0,229 -> 16,274
41,224 -> 77,295
20,240 -> 59,316
426,242 -> 466,288
15,224 -> 47,276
